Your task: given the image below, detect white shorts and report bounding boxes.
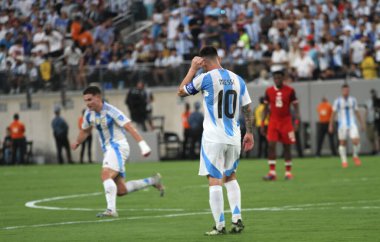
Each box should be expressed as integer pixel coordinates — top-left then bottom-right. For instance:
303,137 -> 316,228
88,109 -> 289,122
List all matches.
103,142 -> 130,177
338,125 -> 360,140
199,140 -> 241,179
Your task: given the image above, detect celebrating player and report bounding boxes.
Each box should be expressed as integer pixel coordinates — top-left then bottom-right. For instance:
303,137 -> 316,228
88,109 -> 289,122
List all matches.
261,68 -> 300,181
178,46 -> 254,235
71,86 -> 164,218
329,84 -> 364,168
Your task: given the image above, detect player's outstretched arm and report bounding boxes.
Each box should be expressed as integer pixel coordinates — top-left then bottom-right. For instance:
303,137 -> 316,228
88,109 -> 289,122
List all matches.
177,56 -> 204,97
355,110 -> 365,131
242,104 -> 254,152
261,103 -> 269,136
123,122 -> 151,157
292,102 -> 301,131
71,127 -> 92,150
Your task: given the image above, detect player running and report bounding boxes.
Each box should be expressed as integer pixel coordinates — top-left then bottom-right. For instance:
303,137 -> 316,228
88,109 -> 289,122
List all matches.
178,46 -> 254,235
71,86 -> 164,218
329,84 -> 364,168
261,68 -> 300,181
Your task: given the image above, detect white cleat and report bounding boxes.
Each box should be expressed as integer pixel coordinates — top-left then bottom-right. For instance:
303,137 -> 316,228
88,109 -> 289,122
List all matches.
96,209 -> 118,218
152,173 -> 165,197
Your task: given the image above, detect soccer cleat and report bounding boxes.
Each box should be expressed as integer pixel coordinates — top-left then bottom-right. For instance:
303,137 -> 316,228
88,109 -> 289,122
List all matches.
262,173 -> 277,181
230,219 -> 245,234
152,173 -> 165,197
285,173 -> 294,180
353,157 -> 361,166
96,209 -> 118,218
342,162 -> 348,168
204,226 -> 227,236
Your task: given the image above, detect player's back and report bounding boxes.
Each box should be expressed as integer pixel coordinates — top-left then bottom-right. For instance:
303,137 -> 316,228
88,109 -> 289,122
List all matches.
265,84 -> 297,121
199,68 -> 251,145
333,96 -> 358,128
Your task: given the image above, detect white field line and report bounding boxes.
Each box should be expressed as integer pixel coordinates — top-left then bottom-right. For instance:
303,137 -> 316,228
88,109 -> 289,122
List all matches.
25,192 -> 184,212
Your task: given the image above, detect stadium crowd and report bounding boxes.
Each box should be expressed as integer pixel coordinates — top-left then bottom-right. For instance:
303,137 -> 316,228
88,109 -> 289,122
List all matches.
1,0 -> 380,94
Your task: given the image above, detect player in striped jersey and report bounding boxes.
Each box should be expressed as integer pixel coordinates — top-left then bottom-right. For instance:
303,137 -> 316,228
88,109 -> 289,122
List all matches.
329,84 -> 365,168
178,46 -> 254,235
71,86 -> 164,218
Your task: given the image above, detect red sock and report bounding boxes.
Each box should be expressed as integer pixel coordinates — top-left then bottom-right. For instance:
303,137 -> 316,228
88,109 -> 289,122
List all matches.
268,160 -> 276,174
285,160 -> 292,172
270,164 -> 276,172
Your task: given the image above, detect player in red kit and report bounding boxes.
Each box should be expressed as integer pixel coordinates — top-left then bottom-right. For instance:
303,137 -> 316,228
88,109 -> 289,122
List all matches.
260,68 -> 300,180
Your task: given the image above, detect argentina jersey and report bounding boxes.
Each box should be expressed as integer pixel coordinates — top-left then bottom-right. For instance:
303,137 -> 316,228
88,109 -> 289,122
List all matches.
184,68 -> 252,145
82,102 -> 131,152
333,96 -> 358,129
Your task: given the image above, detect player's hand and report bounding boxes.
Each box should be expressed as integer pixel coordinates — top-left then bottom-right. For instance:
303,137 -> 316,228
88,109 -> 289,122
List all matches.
243,133 -> 254,152
139,140 -> 151,157
71,142 -> 80,150
328,123 -> 333,133
190,56 -> 204,71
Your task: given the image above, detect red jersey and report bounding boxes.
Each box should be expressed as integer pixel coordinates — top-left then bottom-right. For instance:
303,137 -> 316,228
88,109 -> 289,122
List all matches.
264,85 -> 298,121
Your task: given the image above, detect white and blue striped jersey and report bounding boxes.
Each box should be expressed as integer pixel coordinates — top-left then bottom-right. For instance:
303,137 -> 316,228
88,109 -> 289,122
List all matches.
82,102 -> 130,152
184,68 -> 252,145
333,96 -> 359,129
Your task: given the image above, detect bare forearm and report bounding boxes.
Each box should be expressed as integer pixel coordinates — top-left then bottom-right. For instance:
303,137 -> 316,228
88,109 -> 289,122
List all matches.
75,129 -> 91,144
242,104 -> 253,134
124,122 -> 143,142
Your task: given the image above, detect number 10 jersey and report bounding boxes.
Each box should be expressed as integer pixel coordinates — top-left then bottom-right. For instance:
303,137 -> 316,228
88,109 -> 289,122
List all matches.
184,68 -> 251,145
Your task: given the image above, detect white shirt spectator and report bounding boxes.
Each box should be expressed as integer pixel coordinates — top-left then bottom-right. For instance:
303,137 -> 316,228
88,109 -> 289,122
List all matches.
167,54 -> 183,67
32,31 -> 48,54
271,48 -> 288,72
154,56 -> 169,68
350,39 -> 366,64
8,44 -> 24,59
108,60 -> 123,72
375,39 -> 380,62
293,54 -> 315,78
333,44 -> 343,67
64,46 -> 82,66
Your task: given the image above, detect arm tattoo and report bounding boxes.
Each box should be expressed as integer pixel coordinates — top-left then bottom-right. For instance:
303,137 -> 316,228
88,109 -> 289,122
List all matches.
242,104 -> 253,134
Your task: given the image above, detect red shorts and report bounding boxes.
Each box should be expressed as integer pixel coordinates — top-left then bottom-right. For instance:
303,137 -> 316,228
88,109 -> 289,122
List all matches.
267,117 -> 296,144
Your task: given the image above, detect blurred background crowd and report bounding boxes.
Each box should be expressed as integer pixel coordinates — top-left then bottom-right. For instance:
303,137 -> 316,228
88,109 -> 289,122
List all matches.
1,0 -> 380,94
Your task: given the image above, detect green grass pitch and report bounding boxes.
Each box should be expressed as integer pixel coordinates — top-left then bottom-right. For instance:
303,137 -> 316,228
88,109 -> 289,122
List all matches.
0,156 -> 379,242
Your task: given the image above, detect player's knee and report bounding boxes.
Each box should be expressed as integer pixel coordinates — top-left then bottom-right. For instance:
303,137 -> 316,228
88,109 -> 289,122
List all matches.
117,188 -> 127,196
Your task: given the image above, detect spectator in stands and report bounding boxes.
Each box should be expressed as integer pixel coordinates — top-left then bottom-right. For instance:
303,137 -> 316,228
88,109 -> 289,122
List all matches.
9,113 -> 26,165
153,51 -> 168,85
44,24 -> 64,58
350,36 -> 367,77
316,97 -> 336,157
167,48 -> 183,84
11,55 -> 26,94
293,48 -> 315,81
271,42 -> 288,73
361,50 -> 377,80
78,109 -> 92,164
125,81 -> 149,131
93,18 -> 114,48
188,101 -> 203,159
51,106 -> 73,164
64,42 -> 83,90
27,60 -> 40,93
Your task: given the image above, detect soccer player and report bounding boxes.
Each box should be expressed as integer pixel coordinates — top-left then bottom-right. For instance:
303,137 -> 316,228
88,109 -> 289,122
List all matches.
178,46 -> 254,235
328,84 -> 364,168
261,68 -> 300,181
71,86 -> 164,218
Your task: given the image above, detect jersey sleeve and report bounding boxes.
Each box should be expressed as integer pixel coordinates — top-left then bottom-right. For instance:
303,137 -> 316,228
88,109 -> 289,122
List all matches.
110,106 -> 131,127
352,97 -> 359,111
241,83 -> 251,106
332,98 -> 339,112
183,73 -> 205,95
81,110 -> 91,130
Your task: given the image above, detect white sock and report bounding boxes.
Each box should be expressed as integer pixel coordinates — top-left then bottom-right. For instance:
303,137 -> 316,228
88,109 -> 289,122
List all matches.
339,145 -> 347,163
125,177 -> 154,193
224,180 -> 242,223
103,179 -> 117,212
209,185 -> 225,230
353,144 -> 360,158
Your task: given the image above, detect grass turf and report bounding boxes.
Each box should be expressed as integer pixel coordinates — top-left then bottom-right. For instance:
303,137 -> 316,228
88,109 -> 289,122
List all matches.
0,156 -> 379,242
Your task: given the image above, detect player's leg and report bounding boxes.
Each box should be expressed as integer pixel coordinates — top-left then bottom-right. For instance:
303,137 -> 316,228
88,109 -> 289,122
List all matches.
124,173 -> 164,196
337,127 -> 348,167
199,141 -> 226,235
283,143 -> 293,180
264,122 -> 278,180
97,167 -> 119,217
350,126 -> 361,166
224,144 -> 244,233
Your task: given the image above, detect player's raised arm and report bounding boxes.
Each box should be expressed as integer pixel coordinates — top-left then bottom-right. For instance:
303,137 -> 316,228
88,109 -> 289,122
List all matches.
71,127 -> 92,150
261,97 -> 270,136
355,109 -> 365,131
123,122 -> 151,157
328,111 -> 336,133
242,104 -> 254,152
177,56 -> 204,97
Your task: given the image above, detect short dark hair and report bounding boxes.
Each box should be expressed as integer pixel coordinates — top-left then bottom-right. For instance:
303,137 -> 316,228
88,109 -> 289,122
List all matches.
14,113 -> 19,120
199,46 -> 218,58
83,85 -> 101,95
342,84 -> 349,89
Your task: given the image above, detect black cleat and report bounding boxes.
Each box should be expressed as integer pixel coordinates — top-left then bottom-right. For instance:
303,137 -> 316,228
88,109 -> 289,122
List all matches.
230,219 -> 245,233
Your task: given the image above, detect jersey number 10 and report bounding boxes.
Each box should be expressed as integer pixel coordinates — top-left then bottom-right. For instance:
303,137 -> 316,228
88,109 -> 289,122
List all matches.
218,90 -> 237,119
